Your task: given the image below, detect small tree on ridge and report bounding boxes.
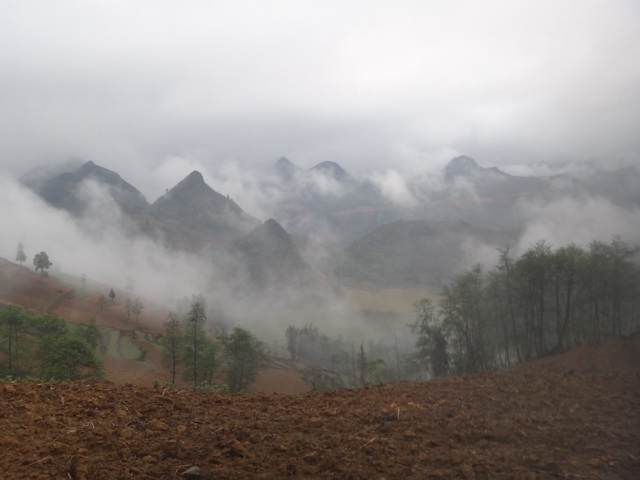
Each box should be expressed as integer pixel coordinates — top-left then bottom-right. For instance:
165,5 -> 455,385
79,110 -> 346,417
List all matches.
15,242 -> 26,266
33,251 -> 52,277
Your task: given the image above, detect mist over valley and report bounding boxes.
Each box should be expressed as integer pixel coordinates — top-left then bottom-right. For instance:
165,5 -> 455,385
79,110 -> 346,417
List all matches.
2,155 -> 639,349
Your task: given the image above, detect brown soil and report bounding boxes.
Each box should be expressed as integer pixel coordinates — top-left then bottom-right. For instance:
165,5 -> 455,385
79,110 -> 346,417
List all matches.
1,358 -> 639,480
251,368 -> 311,395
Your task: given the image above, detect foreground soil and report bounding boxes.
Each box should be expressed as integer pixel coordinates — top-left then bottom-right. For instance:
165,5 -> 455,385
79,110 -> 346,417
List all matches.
2,358 -> 639,480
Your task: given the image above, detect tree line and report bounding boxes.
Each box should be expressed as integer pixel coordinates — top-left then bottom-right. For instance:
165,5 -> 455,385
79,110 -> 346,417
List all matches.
413,236 -> 640,377
161,299 -> 264,392
284,324 -> 409,388
281,236 -> 639,388
0,306 -> 103,381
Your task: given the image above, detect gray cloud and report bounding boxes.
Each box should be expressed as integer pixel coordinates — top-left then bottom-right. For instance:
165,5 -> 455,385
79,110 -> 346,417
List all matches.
0,0 -> 638,198
515,196 -> 640,254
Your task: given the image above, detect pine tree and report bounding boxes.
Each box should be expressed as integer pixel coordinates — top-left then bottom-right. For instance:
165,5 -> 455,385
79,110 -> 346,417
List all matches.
15,242 -> 26,265
184,301 -> 206,388
162,312 -> 182,385
33,251 -> 52,276
222,327 -> 264,392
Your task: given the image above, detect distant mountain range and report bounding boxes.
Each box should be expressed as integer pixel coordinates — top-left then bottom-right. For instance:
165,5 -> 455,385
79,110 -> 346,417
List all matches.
264,154 -> 640,243
20,161 -> 311,292
20,155 -> 640,288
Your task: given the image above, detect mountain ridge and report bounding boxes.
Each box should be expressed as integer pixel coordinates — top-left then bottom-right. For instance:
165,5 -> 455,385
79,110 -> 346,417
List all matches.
141,170 -> 257,252
309,160 -> 352,182
28,160 -> 149,215
18,155 -> 640,288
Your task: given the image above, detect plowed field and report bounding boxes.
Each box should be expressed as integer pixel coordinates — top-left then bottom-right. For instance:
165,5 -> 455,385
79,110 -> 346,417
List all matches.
2,348 -> 639,480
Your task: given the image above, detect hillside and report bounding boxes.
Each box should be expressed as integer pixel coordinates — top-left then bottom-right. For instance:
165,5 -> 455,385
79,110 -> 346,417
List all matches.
339,219 -> 516,286
0,258 -> 310,393
1,340 -> 638,479
229,218 -> 314,289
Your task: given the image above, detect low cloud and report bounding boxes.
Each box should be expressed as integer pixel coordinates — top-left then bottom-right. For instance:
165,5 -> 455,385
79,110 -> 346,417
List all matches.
369,170 -> 416,207
515,196 -> 640,254
0,175 -> 211,303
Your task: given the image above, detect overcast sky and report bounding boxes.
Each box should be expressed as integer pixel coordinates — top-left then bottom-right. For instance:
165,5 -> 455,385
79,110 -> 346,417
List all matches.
1,0 -> 639,199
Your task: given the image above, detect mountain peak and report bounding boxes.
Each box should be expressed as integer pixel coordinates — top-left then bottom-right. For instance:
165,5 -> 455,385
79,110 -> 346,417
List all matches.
185,170 -> 205,184
167,170 -> 208,195
276,157 -> 294,168
148,170 -> 256,252
233,218 -> 311,288
443,156 -> 480,181
33,160 -> 148,215
166,171 -> 235,210
310,161 -> 350,181
78,160 -> 114,179
262,218 -> 291,242
275,157 -> 298,181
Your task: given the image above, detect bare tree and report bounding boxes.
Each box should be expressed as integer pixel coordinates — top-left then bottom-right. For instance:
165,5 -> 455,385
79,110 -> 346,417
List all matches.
98,295 -> 110,319
131,298 -> 144,325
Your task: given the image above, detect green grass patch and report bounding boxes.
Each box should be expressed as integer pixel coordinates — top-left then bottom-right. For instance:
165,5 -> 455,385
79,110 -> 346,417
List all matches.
100,327 -> 119,357
119,332 -> 143,360
99,327 -> 144,360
